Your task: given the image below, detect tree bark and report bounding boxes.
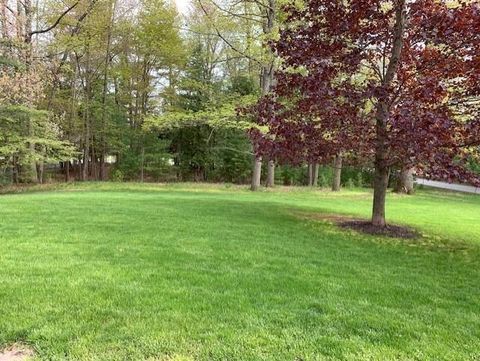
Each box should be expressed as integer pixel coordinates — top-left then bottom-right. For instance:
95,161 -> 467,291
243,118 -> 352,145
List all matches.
140,142 -> 145,183
99,154 -> 106,181
98,0 -> 116,181
37,161 -> 44,184
372,166 -> 390,227
250,0 -> 275,191
307,163 -> 313,186
332,155 -> 342,191
12,156 -> 18,184
36,145 -> 45,184
1,0 -> 8,39
313,163 -> 319,187
394,167 -> 414,194
251,156 -> 262,191
82,42 -> 91,181
266,159 -> 275,187
65,161 -> 70,182
371,0 -> 406,227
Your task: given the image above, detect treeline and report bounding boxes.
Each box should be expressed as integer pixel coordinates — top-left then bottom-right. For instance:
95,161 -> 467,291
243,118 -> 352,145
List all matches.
0,0 -> 479,205
0,0 -> 270,185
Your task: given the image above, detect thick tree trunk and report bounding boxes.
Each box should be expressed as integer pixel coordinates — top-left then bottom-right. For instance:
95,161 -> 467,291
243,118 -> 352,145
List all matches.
251,156 -> 262,191
266,159 -> 275,187
332,155 -> 342,191
394,167 -> 414,194
37,163 -> 44,184
313,163 -> 319,187
371,0 -> 406,227
372,166 -> 390,227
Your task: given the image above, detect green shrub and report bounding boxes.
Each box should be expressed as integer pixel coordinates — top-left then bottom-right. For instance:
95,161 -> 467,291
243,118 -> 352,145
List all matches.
110,169 -> 124,182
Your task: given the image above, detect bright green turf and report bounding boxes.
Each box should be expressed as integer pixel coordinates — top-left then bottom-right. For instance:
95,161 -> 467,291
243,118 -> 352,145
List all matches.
0,183 -> 479,360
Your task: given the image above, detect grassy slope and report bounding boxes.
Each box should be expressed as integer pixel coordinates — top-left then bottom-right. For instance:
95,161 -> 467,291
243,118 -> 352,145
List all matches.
0,183 -> 479,360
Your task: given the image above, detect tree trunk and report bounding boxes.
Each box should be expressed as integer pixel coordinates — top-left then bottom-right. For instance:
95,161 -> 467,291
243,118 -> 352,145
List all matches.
65,161 -> 70,182
27,122 -> 37,183
372,0 -> 406,227
12,156 -> 18,184
82,105 -> 90,181
99,0 -> 117,182
372,166 -> 390,227
251,156 -> 262,191
37,162 -> 44,184
251,0 -> 275,191
140,143 -> 145,183
307,163 -> 313,186
332,155 -> 342,191
82,42 -> 91,181
394,167 -> 414,194
313,163 -> 319,187
266,159 -> 275,187
99,154 -> 106,181
36,146 -> 44,184
1,0 -> 8,39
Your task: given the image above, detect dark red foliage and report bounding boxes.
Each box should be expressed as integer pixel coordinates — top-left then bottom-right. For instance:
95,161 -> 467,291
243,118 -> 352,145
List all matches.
254,0 -> 480,185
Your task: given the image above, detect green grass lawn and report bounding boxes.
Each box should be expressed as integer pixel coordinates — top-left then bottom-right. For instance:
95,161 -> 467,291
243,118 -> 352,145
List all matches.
0,183 -> 479,360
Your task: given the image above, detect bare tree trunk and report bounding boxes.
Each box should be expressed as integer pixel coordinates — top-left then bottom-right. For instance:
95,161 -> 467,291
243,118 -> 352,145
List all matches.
36,145 -> 45,183
91,142 -> 97,180
251,156 -> 262,191
332,155 -> 342,191
99,0 -> 117,181
20,0 -> 38,183
82,120 -> 89,181
266,159 -> 275,187
250,0 -> 276,191
394,167 -> 414,194
100,154 -> 106,181
65,161 -> 70,182
372,0 -> 406,227
140,141 -> 145,183
307,163 -> 313,186
12,156 -> 18,184
372,166 -> 390,227
313,163 -> 319,187
36,161 -> 44,184
1,0 -> 8,39
82,43 -> 91,181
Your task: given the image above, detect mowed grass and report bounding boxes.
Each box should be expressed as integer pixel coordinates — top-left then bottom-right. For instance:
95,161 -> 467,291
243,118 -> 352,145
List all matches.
0,183 -> 479,360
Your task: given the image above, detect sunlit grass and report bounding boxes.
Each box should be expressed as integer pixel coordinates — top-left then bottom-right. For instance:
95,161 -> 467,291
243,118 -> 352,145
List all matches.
0,183 -> 479,360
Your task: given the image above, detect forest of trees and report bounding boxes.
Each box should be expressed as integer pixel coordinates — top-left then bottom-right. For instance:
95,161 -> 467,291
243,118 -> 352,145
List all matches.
1,0 -> 479,226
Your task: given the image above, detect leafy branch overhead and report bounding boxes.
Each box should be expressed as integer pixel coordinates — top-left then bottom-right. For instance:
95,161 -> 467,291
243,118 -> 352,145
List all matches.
144,96 -> 265,133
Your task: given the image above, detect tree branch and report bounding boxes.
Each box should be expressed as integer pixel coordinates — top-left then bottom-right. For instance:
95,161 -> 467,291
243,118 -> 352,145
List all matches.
28,0 -> 80,40
196,0 -> 263,65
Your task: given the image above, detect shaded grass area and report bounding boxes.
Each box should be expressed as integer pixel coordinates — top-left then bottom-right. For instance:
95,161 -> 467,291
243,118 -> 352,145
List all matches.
0,183 -> 479,360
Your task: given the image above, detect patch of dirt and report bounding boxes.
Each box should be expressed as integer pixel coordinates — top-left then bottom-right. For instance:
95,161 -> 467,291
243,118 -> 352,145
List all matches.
293,211 -> 419,239
0,345 -> 34,361
339,220 -> 419,239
